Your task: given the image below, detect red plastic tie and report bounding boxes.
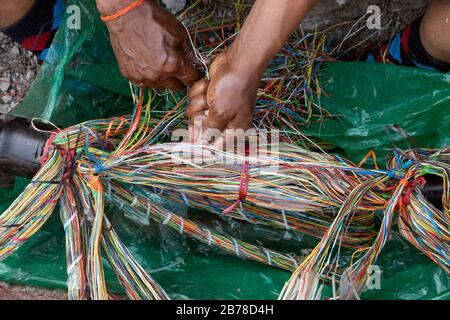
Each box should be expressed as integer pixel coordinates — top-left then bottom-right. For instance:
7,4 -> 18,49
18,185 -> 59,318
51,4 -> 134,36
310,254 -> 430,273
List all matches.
40,131 -> 57,164
401,176 -> 427,208
224,147 -> 250,215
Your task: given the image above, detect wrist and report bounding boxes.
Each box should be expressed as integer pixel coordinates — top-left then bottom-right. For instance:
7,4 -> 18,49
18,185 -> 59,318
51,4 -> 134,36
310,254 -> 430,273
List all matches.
96,0 -> 143,16
226,37 -> 269,77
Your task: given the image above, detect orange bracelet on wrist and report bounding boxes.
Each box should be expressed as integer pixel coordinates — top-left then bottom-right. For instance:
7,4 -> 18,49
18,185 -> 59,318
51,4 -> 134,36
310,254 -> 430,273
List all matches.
100,0 -> 145,22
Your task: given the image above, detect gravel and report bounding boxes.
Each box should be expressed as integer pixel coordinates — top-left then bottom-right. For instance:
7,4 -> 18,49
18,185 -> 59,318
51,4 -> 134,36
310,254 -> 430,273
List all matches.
0,33 -> 40,117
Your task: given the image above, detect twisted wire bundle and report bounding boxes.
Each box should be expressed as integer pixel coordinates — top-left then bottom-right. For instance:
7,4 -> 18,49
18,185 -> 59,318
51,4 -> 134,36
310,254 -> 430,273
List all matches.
0,87 -> 447,299
0,3 -> 446,298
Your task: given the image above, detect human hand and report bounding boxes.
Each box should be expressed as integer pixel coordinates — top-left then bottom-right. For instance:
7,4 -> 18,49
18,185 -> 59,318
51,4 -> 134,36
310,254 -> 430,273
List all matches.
96,0 -> 200,91
186,51 -> 261,144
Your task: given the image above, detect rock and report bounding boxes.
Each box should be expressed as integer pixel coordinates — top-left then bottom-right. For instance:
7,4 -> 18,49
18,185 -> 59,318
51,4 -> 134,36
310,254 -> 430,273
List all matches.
0,76 -> 11,92
10,45 -> 20,56
162,0 -> 187,14
1,95 -> 13,104
25,70 -> 35,81
0,104 -> 11,114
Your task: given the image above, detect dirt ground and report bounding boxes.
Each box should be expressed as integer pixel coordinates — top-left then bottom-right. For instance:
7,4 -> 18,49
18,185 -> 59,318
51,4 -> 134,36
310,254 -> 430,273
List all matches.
0,0 -> 430,300
0,283 -> 66,300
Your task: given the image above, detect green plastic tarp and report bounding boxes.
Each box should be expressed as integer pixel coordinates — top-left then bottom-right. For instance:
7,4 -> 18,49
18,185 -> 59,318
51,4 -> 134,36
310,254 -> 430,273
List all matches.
1,0 -> 448,299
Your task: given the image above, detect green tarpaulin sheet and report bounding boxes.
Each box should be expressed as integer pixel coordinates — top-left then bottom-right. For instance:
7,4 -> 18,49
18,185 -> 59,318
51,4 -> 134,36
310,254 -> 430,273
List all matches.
1,0 -> 448,299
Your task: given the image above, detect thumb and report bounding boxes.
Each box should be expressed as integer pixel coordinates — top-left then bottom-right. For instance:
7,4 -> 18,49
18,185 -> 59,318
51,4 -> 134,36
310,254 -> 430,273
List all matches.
204,107 -> 230,132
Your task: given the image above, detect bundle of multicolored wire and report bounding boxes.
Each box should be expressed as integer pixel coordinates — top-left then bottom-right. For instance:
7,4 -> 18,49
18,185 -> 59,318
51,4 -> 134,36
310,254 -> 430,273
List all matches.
0,1 -> 445,300
152,0 -> 383,148
0,86 -> 447,300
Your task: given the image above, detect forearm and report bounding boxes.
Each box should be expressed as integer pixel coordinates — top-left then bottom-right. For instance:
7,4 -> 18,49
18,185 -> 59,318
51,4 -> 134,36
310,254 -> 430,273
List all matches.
229,0 -> 319,73
0,0 -> 35,29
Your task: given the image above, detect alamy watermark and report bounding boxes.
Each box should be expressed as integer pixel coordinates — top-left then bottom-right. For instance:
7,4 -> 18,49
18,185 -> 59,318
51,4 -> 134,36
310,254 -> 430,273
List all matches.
367,5 -> 382,30
169,127 -> 281,170
366,265 -> 382,290
66,5 -> 81,30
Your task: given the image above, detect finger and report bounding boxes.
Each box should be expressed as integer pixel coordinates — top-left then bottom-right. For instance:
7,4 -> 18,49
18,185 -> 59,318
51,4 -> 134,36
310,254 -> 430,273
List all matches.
186,95 -> 208,119
188,113 -> 207,143
227,114 -> 254,131
143,81 -> 165,91
189,79 -> 210,99
177,58 -> 202,87
201,126 -> 223,146
204,113 -> 229,132
211,134 -> 225,150
157,77 -> 186,92
209,54 -> 227,77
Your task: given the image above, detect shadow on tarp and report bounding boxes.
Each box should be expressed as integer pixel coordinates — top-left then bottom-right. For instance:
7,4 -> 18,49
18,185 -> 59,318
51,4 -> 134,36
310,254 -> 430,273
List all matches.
2,0 -> 448,299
